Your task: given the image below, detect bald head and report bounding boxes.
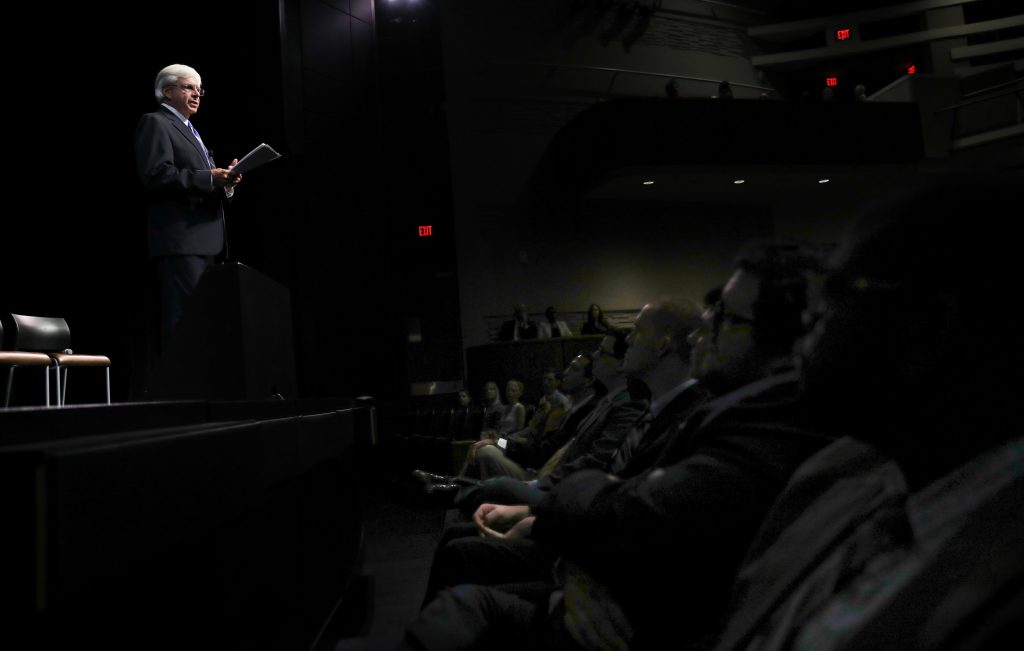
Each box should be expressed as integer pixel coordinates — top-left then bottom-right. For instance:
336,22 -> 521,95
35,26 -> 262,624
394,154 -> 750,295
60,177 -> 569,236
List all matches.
622,298 -> 702,378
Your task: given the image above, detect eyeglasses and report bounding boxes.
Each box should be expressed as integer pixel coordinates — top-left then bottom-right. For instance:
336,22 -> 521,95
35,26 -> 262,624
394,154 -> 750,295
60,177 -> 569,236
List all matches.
169,83 -> 205,96
711,300 -> 757,342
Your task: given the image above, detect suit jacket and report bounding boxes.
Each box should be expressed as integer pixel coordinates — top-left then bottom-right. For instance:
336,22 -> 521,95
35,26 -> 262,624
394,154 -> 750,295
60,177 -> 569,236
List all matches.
135,106 -> 225,257
614,380 -> 713,478
504,392 -> 595,470
531,371 -> 835,649
497,319 -> 538,342
534,388 -> 650,490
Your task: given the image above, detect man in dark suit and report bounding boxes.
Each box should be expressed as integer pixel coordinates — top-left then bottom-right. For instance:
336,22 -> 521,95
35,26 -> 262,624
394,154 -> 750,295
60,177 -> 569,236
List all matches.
135,63 -> 242,344
401,244 -> 831,651
496,303 -> 538,342
710,175 -> 1023,651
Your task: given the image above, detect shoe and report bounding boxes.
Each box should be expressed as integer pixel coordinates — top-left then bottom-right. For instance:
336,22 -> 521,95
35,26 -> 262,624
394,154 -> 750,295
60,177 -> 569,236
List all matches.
425,483 -> 460,495
412,469 -> 453,484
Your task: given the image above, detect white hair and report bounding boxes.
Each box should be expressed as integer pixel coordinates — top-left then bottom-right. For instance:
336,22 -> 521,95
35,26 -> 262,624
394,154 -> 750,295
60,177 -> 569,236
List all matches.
153,64 -> 202,102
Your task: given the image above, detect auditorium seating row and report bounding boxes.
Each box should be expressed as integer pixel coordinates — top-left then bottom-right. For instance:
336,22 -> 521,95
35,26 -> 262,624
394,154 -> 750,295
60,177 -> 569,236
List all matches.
466,335 -> 602,405
1,397 -> 375,650
395,406 -> 487,475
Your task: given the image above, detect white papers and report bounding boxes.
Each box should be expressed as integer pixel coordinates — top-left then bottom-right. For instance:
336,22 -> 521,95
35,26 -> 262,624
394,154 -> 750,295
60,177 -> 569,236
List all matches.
230,143 -> 281,175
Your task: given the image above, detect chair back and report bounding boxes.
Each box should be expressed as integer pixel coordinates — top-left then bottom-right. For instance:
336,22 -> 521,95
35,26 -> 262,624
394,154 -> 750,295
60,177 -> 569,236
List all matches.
8,314 -> 71,352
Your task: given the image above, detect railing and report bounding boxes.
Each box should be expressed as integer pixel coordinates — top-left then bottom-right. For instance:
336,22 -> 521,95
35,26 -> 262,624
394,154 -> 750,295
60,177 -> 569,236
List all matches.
489,59 -> 776,97
934,80 -> 1024,111
934,80 -> 1023,147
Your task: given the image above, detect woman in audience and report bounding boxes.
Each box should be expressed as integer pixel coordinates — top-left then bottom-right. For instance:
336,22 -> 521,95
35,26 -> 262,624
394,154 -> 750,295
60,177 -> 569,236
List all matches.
480,381 -> 504,433
497,379 -> 526,435
580,303 -> 610,335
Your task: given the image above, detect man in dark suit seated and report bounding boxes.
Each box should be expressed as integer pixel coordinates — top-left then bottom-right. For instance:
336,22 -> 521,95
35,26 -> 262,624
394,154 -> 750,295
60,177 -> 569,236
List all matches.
135,63 -> 242,345
402,243 -> 832,651
496,304 -> 538,342
710,174 -> 1023,651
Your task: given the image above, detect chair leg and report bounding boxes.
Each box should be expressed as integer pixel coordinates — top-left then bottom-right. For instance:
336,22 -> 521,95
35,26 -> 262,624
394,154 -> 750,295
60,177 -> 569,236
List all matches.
53,364 -> 62,408
44,365 -> 50,408
5,366 -> 14,408
105,366 -> 111,405
61,367 -> 68,407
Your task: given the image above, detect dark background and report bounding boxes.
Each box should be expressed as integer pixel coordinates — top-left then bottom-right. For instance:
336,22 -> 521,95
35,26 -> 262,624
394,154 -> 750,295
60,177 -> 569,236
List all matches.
2,0 -> 1018,405
3,1 -> 460,403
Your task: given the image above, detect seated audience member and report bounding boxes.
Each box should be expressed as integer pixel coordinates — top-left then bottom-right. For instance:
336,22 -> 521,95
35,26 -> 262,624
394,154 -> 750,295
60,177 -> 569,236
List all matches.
580,303 -> 611,335
532,300 -> 708,493
538,306 -> 572,338
532,369 -> 571,428
495,379 -> 526,436
497,303 -> 538,342
472,299 -> 712,510
454,366 -> 585,487
446,330 -> 650,509
689,284 -> 722,380
480,381 -> 504,432
402,242 -> 832,651
710,174 -> 1023,651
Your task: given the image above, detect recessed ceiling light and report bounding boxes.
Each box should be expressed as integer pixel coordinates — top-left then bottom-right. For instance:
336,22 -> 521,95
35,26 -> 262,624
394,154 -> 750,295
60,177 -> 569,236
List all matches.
734,179 -> 745,184
643,181 -> 654,185
818,178 -> 830,184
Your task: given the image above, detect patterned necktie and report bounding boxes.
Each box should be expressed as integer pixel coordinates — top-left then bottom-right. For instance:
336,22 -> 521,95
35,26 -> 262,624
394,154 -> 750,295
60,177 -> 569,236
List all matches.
609,408 -> 654,474
187,122 -> 213,168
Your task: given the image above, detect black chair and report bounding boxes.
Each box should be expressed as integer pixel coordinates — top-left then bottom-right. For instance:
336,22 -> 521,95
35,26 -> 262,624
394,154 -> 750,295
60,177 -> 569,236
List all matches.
1,318 -> 55,407
6,314 -> 111,407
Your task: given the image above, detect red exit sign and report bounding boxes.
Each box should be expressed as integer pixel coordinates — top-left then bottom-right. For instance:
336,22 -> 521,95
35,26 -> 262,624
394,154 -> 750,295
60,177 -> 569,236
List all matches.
836,28 -> 851,41
826,77 -> 838,87
418,225 -> 433,237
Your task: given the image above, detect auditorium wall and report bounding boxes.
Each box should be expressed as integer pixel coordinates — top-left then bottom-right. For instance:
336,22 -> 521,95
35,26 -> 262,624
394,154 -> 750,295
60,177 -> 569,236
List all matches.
439,1 -> 819,348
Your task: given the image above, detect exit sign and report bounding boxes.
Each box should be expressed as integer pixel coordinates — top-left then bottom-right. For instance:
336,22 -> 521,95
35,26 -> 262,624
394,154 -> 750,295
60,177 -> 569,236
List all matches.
836,28 -> 851,41
418,225 -> 433,237
826,77 -> 838,87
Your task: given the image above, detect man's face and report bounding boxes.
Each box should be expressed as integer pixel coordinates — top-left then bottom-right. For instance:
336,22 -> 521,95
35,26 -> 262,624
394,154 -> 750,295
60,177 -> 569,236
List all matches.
798,248 -> 897,430
162,76 -> 202,119
541,373 -> 559,395
699,270 -> 762,392
687,302 -> 717,379
506,381 -> 523,403
621,305 -> 666,378
560,355 -> 592,393
592,335 -> 624,386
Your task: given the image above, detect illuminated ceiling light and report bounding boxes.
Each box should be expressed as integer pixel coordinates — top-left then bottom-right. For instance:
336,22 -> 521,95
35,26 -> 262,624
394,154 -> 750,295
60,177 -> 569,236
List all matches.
643,180 -> 655,185
818,178 -> 830,184
734,179 -> 745,184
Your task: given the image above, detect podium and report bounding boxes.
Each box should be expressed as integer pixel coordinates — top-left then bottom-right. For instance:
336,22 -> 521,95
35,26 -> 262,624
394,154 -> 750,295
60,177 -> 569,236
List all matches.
148,262 -> 298,400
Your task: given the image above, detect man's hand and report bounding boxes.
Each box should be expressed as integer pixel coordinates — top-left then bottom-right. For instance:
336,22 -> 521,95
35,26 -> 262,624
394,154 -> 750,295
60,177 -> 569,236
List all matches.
212,159 -> 243,188
480,515 -> 535,541
473,503 -> 531,534
468,438 -> 496,462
